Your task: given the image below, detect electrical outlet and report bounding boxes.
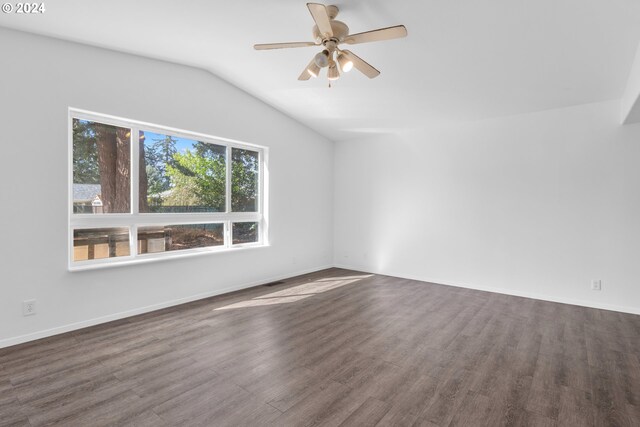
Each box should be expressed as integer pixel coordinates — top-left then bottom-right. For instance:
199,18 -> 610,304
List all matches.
591,280 -> 602,291
22,300 -> 36,316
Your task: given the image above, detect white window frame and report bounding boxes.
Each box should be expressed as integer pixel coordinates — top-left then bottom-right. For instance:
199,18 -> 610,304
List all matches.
68,108 -> 268,271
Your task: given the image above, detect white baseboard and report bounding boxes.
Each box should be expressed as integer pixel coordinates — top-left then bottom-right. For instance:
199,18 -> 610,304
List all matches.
0,265 -> 333,349
333,263 -> 640,316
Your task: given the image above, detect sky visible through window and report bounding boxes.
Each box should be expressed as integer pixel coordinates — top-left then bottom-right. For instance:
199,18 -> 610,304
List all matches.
142,131 -> 196,153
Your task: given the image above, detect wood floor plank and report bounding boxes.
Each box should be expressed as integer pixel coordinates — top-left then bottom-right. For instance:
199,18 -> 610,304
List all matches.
0,376 -> 30,427
233,364 -> 326,413
0,268 -> 638,426
379,372 -> 440,418
271,379 -> 364,427
40,391 -> 156,427
626,403 -> 640,427
155,379 -> 281,427
447,390 -> 491,426
557,385 -> 595,427
375,410 -> 418,427
415,367 -> 475,426
118,410 -> 168,427
23,374 -> 134,426
611,349 -> 640,407
590,364 -> 635,427
338,396 -> 390,426
518,411 -> 558,427
11,359 -> 113,406
126,361 -> 221,408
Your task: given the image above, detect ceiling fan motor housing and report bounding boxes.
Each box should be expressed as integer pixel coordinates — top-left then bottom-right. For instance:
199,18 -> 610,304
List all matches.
313,20 -> 349,45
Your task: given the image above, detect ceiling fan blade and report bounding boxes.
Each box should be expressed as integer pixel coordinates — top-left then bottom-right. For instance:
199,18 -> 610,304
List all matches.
307,3 -> 333,38
342,50 -> 380,79
298,58 -> 316,80
344,25 -> 407,45
254,41 -> 318,50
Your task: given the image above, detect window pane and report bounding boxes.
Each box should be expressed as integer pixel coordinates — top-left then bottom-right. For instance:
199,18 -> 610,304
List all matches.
73,228 -> 130,261
138,223 -> 224,254
72,119 -> 131,214
232,148 -> 259,212
232,222 -> 259,245
139,131 -> 226,213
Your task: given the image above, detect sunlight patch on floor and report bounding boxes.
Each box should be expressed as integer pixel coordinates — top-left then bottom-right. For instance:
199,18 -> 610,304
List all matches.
215,274 -> 373,310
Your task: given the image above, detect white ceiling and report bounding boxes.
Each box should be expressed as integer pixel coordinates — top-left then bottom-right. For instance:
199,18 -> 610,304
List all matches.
2,0 -> 640,141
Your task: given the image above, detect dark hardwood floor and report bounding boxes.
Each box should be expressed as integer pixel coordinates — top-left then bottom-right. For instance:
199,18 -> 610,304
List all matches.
1,268 -> 639,426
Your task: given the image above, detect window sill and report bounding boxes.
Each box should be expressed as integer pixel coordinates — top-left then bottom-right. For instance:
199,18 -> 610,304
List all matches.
68,243 -> 270,272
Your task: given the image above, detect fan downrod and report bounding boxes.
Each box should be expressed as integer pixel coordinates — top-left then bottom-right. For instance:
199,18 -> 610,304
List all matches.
326,5 -> 339,19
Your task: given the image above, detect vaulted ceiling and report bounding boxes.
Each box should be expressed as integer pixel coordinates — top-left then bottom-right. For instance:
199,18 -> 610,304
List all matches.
2,0 -> 640,141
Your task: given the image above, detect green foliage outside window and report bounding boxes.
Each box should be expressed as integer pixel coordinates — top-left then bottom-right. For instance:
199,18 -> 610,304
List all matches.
73,120 -> 259,214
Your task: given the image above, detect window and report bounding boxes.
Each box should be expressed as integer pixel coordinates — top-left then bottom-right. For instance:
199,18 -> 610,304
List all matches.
69,109 -> 266,270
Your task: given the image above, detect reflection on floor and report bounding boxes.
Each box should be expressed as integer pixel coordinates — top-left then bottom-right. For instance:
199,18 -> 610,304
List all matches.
215,274 -> 373,310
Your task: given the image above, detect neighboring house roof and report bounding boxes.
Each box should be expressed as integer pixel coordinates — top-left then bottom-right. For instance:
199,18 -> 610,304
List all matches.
73,183 -> 101,201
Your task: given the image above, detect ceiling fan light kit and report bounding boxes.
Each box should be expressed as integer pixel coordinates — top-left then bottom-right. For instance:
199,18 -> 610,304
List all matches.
336,52 -> 353,73
314,50 -> 330,68
254,3 -> 407,84
327,61 -> 340,81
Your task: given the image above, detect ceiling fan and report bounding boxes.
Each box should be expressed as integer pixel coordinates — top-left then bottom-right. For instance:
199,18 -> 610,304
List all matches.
254,3 -> 407,83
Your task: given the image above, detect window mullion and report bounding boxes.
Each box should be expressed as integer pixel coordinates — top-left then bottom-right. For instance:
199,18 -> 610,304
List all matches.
226,145 -> 232,214
259,149 -> 266,245
131,126 -> 139,258
225,146 -> 232,248
130,224 -> 138,257
131,126 -> 139,215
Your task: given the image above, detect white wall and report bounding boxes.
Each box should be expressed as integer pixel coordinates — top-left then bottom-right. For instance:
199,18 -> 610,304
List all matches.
622,41 -> 640,124
335,100 -> 640,314
0,28 -> 334,347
